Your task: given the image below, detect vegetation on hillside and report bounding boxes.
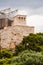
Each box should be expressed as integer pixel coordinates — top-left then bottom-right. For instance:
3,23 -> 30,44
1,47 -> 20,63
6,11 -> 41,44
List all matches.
15,33 -> 43,55
0,33 -> 43,65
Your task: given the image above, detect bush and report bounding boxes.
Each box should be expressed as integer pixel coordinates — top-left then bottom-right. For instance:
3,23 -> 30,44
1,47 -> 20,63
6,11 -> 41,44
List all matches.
0,58 -> 11,65
11,50 -> 43,65
0,49 -> 13,59
14,44 -> 25,55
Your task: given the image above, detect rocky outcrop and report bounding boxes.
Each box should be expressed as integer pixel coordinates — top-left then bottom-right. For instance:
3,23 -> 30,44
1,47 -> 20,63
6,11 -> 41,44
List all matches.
0,25 -> 34,49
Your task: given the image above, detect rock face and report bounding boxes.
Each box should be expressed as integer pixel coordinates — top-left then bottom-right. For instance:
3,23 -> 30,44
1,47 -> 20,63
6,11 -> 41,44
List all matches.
0,25 -> 34,49
0,15 -> 34,49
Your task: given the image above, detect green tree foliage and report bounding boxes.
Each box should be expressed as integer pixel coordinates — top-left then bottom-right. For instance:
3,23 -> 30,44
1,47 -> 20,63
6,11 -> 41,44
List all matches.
0,49 -> 13,59
0,33 -> 43,65
15,33 -> 43,55
0,50 -> 43,65
11,50 -> 43,65
14,44 -> 25,55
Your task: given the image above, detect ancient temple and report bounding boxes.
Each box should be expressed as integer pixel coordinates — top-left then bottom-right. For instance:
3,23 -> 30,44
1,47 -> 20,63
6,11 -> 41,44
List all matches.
0,11 -> 13,29
0,8 -> 34,49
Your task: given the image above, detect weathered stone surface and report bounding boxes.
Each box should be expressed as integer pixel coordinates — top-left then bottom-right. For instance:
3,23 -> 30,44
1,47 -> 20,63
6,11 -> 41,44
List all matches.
0,15 -> 34,49
0,25 -> 34,49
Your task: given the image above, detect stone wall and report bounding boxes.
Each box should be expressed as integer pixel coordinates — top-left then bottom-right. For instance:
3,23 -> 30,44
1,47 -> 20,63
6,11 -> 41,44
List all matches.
0,25 -> 34,49
12,15 -> 26,26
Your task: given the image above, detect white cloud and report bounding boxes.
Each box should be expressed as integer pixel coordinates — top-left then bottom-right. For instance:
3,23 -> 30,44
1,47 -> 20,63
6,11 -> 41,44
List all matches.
33,7 -> 43,15
17,7 -> 43,33
26,6 -> 43,16
26,15 -> 43,33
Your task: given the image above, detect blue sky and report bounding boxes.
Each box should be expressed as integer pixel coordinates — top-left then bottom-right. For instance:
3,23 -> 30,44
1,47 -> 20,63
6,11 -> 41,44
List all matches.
0,0 -> 43,33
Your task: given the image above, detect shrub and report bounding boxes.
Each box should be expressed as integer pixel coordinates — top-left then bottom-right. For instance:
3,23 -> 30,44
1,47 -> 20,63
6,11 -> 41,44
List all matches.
0,49 -> 13,59
11,50 -> 43,65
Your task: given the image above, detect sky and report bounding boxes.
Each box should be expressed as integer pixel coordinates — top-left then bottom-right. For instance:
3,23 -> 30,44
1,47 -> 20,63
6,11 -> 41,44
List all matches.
0,0 -> 43,33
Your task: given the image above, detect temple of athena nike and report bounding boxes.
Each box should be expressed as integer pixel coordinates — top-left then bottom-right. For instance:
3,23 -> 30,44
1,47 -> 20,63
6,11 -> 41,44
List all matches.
0,8 -> 34,49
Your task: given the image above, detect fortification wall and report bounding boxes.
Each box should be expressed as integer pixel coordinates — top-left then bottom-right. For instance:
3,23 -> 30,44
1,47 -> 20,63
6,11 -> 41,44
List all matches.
0,25 -> 34,49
